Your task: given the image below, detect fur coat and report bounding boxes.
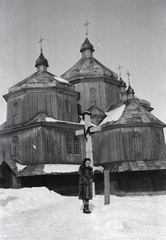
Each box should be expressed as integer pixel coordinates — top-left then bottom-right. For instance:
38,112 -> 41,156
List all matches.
78,164 -> 94,200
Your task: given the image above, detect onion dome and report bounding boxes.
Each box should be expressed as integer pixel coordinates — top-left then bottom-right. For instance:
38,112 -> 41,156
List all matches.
126,85 -> 135,100
80,38 -> 94,58
80,38 -> 94,52
127,85 -> 134,94
35,49 -> 49,71
119,78 -> 127,88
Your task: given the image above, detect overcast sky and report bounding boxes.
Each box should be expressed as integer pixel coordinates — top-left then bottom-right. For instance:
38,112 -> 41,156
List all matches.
0,0 -> 166,133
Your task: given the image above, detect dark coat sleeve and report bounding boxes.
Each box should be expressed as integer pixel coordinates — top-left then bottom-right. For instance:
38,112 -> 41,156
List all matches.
79,165 -> 94,184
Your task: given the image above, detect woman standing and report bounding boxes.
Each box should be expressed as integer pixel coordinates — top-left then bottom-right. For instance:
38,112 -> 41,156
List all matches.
78,158 -> 94,214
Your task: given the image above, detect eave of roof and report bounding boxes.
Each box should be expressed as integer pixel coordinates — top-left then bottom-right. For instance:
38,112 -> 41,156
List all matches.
16,163 -> 104,177
101,159 -> 166,172
0,113 -> 84,135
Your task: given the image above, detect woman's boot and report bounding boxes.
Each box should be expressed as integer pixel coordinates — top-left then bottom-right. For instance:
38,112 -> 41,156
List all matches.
83,200 -> 91,214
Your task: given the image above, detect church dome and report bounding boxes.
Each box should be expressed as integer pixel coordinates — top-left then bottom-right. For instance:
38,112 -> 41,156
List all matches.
80,37 -> 94,53
119,78 -> 127,87
35,49 -> 49,68
126,85 -> 134,94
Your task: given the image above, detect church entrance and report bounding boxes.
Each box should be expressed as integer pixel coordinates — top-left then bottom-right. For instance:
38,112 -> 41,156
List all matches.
0,163 -> 12,188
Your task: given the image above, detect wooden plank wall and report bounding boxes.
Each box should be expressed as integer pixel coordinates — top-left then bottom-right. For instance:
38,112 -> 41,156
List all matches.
75,80 -> 106,112
75,80 -> 120,113
42,127 -> 85,164
105,83 -> 121,110
0,126 -> 85,165
151,127 -> 166,160
6,90 -> 78,126
92,126 -> 166,164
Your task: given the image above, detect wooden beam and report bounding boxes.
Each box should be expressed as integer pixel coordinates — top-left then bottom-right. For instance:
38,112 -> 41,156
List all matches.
104,169 -> 110,205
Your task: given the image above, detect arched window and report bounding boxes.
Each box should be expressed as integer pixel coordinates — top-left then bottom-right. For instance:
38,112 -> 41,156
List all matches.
66,135 -> 72,153
132,132 -> 142,158
90,88 -> 97,105
65,100 -> 71,114
12,136 -> 19,155
74,136 -> 80,154
156,133 -> 161,144
13,102 -> 18,116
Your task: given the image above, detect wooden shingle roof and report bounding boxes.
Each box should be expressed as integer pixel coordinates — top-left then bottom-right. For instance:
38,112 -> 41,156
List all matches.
7,72 -> 73,93
101,99 -> 166,129
61,57 -> 119,81
101,159 -> 166,172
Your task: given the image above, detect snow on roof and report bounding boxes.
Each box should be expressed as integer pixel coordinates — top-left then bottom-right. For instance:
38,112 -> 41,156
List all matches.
16,162 -> 27,172
100,105 -> 125,125
43,164 -> 103,174
45,116 -> 84,126
54,76 -> 69,84
45,117 -> 58,122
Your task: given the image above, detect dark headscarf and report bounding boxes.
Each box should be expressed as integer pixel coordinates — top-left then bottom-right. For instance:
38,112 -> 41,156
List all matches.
82,158 -> 91,166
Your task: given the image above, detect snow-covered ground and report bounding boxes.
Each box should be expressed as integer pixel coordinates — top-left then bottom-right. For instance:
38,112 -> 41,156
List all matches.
0,187 -> 166,240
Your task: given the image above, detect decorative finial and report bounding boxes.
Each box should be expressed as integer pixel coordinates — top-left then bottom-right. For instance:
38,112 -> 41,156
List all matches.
117,65 -> 123,77
126,70 -> 131,86
39,36 -> 44,51
83,19 -> 90,38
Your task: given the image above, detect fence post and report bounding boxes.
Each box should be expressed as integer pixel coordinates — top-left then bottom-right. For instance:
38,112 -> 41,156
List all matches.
104,169 -> 110,205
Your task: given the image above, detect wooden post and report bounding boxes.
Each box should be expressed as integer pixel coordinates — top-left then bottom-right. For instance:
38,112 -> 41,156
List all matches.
104,169 -> 110,205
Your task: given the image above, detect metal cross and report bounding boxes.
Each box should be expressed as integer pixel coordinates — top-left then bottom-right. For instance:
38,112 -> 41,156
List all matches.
83,19 -> 90,37
39,36 -> 44,50
126,70 -> 131,85
117,65 -> 123,76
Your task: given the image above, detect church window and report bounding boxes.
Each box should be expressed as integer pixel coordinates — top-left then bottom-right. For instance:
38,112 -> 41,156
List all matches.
12,136 -> 19,155
65,100 -> 71,114
66,135 -> 72,153
90,88 -> 97,105
13,102 -> 18,116
66,135 -> 80,154
132,132 -> 142,158
156,133 -> 161,144
74,136 -> 80,154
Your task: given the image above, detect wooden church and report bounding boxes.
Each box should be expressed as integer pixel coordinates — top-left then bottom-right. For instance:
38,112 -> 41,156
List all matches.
0,34 -> 166,195
61,36 -> 166,193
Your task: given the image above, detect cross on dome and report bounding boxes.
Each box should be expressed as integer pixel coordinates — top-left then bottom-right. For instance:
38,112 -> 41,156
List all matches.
117,65 -> 123,77
39,36 -> 44,50
83,19 -> 90,38
126,70 -> 131,86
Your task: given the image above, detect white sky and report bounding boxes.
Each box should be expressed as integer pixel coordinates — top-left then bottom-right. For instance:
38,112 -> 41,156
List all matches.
0,0 -> 166,135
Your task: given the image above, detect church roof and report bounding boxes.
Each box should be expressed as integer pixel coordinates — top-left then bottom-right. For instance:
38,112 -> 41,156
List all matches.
61,36 -> 118,81
8,72 -> 73,93
100,99 -> 166,128
61,56 -> 119,81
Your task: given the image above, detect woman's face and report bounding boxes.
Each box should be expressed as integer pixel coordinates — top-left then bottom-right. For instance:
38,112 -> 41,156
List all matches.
85,160 -> 90,167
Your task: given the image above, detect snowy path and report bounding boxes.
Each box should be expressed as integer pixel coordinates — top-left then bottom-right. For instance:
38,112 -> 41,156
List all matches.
0,188 -> 166,240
